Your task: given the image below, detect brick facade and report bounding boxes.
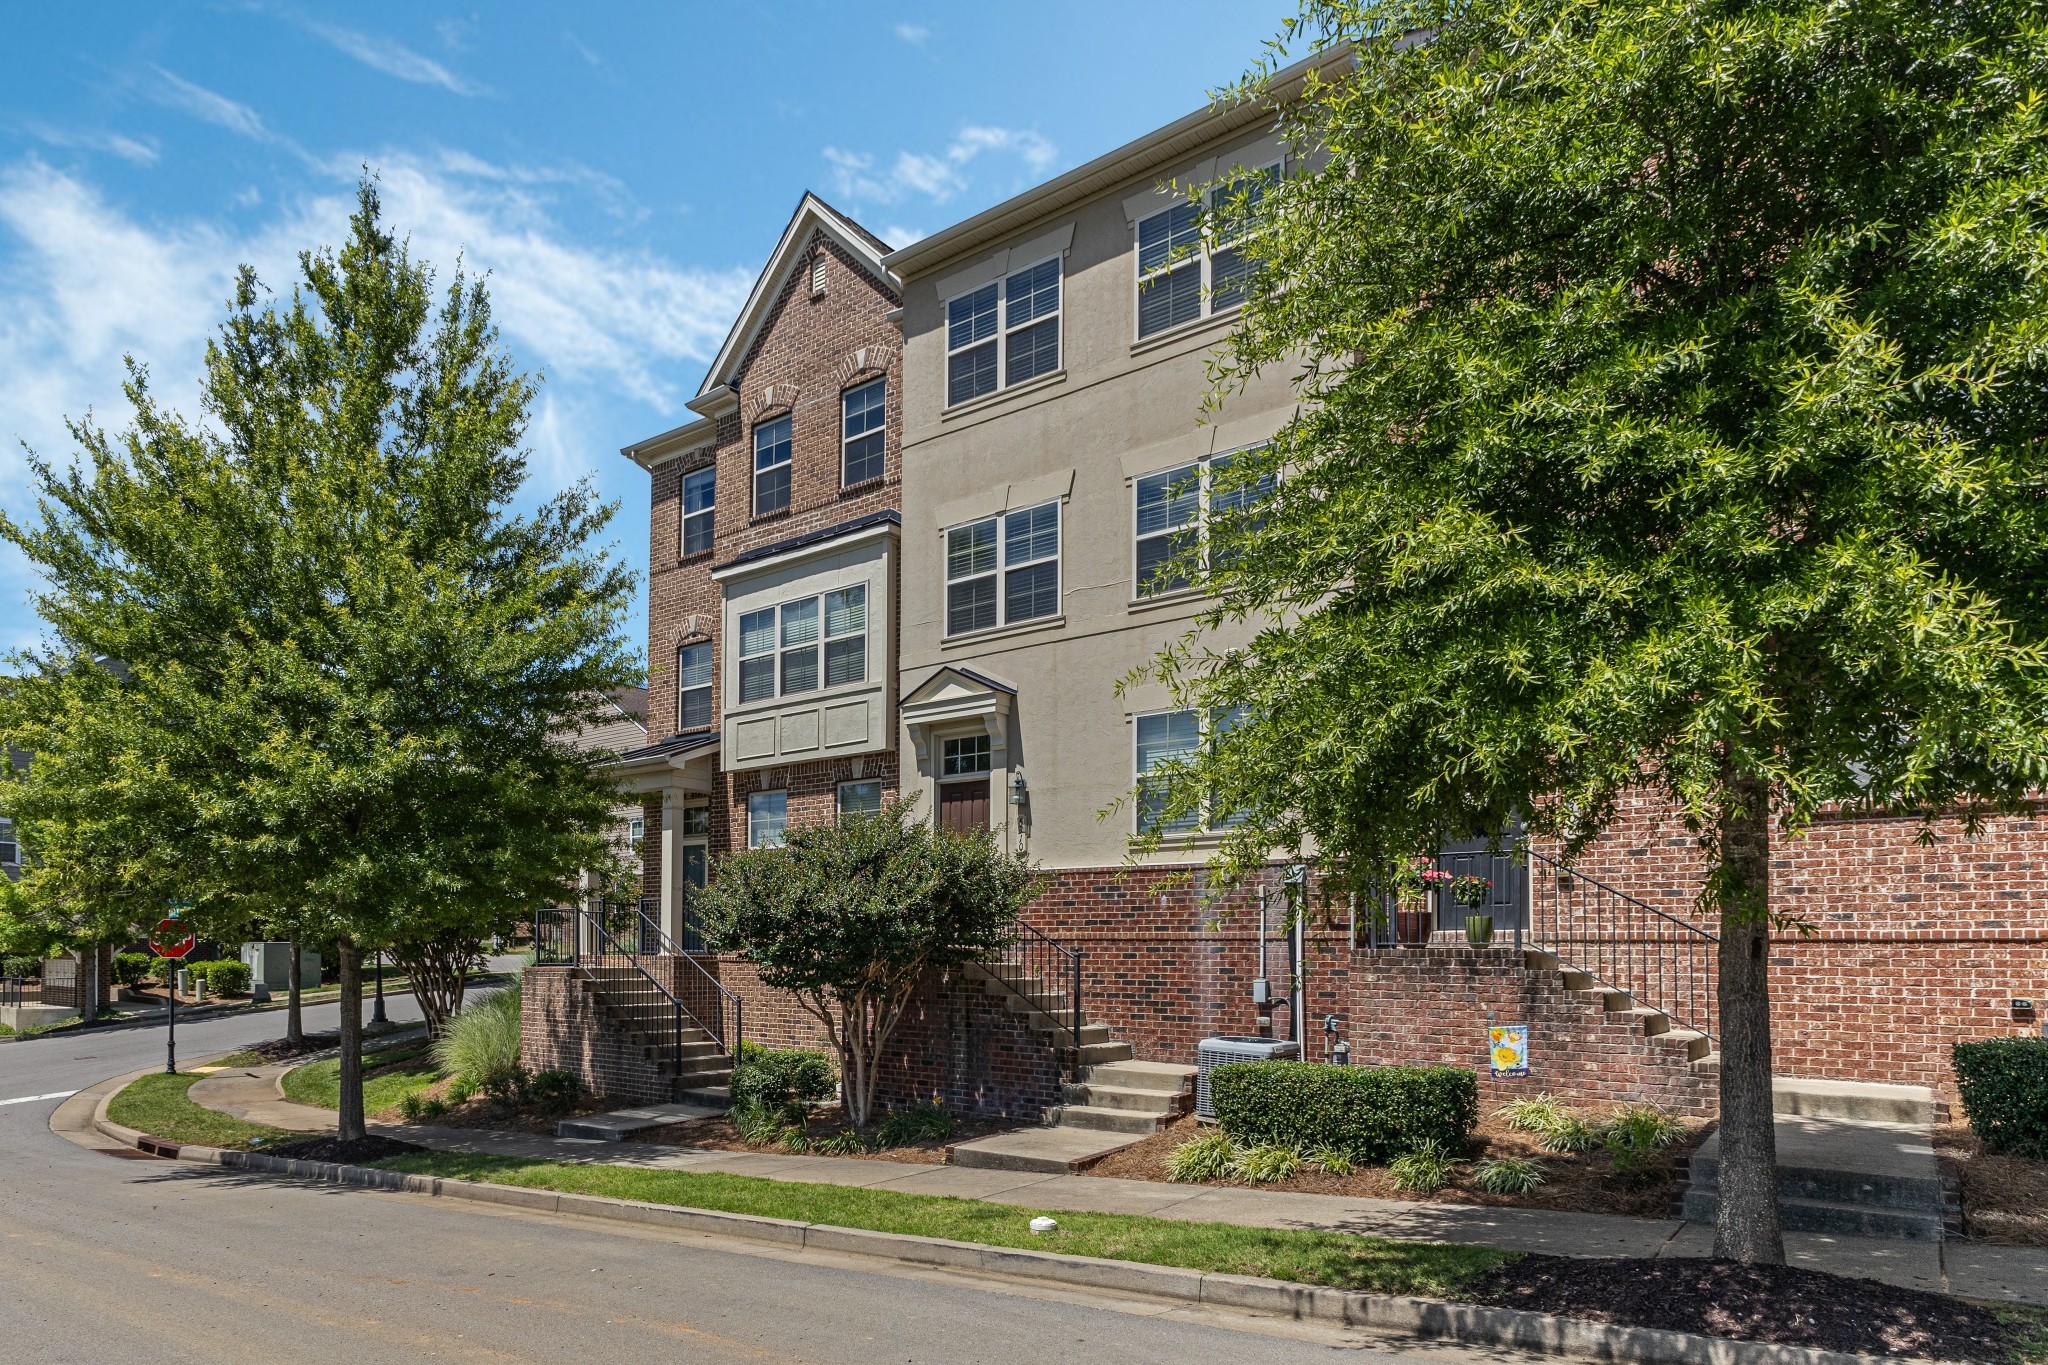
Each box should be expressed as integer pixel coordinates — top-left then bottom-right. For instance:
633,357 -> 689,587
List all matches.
521,966 -> 676,1106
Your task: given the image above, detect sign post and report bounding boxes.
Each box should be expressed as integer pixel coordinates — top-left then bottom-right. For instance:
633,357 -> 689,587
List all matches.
149,917 -> 196,1075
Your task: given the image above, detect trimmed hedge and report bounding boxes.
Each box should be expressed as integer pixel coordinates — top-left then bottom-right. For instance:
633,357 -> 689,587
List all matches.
1954,1038 -> 2048,1159
113,953 -> 152,987
730,1043 -> 836,1124
186,959 -> 252,996
1211,1061 -> 1477,1163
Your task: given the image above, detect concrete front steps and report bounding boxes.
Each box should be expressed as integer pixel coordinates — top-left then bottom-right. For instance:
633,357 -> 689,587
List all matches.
1520,948 -> 1720,1078
950,964 -> 1196,1173
568,965 -> 733,1100
1685,1079 -> 1953,1241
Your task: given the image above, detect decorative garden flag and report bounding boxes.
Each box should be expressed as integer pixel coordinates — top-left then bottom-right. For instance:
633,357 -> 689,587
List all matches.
1489,1024 -> 1530,1079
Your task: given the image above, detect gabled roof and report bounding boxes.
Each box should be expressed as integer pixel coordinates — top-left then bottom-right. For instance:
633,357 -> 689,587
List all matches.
689,193 -> 896,411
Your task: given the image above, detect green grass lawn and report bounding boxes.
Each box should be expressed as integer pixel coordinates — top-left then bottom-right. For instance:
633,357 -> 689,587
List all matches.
105,1072 -> 309,1150
371,1151 -> 1509,1298
280,1038 -> 441,1115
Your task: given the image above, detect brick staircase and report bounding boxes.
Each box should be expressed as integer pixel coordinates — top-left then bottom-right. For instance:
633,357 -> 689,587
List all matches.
572,963 -> 733,1102
952,962 -> 1195,1171
1520,947 -> 1720,1077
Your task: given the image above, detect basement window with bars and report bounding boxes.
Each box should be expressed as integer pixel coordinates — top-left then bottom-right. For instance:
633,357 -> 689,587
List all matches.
944,500 -> 1060,636
944,256 -> 1062,406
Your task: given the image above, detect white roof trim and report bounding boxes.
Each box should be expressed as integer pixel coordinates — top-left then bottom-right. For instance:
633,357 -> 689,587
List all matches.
690,194 -> 896,411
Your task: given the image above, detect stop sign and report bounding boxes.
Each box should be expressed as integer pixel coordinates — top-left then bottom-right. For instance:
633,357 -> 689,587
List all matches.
149,918 -> 196,959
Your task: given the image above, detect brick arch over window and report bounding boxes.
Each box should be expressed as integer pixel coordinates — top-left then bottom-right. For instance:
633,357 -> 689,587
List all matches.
834,345 -> 896,389
667,614 -> 713,652
749,387 -> 800,423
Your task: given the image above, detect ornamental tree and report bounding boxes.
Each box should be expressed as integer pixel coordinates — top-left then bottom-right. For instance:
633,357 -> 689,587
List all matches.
1137,0 -> 2048,1263
698,799 -> 1040,1129
0,182 -> 639,1137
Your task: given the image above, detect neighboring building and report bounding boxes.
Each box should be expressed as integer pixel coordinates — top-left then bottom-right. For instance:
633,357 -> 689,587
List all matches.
612,194 -> 902,950
558,686 -> 651,881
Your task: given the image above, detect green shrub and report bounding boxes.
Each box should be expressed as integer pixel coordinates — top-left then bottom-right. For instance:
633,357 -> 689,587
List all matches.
1388,1139 -> 1456,1193
1472,1156 -> 1548,1194
812,1129 -> 871,1156
1953,1038 -> 2048,1159
1494,1095 -> 1571,1134
1540,1114 -> 1599,1154
1309,1146 -> 1355,1177
729,1046 -> 836,1127
199,960 -> 252,996
398,1092 -> 451,1122
1,955 -> 39,980
876,1101 -> 955,1147
1232,1142 -> 1305,1184
1210,1061 -> 1477,1163
433,982 -> 523,1091
730,1103 -> 787,1145
1601,1105 -> 1687,1175
525,1069 -> 581,1117
113,953 -> 152,987
1167,1131 -> 1238,1182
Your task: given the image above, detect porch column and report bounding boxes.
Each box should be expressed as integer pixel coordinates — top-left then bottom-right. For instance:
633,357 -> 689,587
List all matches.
657,790 -> 680,949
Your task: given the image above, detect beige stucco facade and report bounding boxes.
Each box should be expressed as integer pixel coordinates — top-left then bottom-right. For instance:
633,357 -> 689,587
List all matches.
886,76 -> 1329,871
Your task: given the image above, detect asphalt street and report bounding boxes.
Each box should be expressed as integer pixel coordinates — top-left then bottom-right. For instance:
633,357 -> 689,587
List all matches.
0,995 -> 1531,1363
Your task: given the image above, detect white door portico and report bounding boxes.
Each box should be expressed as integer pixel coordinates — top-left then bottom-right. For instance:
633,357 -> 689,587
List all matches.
606,732 -> 719,948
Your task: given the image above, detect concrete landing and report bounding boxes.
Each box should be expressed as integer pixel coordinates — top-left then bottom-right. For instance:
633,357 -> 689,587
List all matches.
1687,1113 -> 1948,1240
1773,1076 -> 1939,1126
557,1100 -> 725,1141
948,1125 -> 1142,1173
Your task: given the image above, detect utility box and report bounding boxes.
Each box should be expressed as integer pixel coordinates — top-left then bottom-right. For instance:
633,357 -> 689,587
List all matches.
241,942 -> 321,994
1195,1035 -> 1301,1120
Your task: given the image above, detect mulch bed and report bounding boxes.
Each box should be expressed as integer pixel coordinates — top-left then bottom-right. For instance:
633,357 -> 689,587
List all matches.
1471,1255 -> 2026,1363
265,1134 -> 426,1164
378,1076 -> 614,1135
626,1105 -> 1024,1164
1932,1125 -> 2048,1248
1083,1113 -> 1705,1219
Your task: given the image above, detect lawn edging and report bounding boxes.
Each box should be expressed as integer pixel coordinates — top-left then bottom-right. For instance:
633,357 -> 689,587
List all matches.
82,1090 -> 1921,1365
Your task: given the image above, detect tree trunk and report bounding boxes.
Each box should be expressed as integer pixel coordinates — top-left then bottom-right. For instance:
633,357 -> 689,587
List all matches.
285,939 -> 304,1047
337,934 -> 365,1142
1713,776 -> 1783,1264
389,936 -> 477,1037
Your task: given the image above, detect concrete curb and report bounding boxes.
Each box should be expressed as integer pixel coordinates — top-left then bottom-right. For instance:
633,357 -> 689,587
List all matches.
83,1091 -> 1924,1365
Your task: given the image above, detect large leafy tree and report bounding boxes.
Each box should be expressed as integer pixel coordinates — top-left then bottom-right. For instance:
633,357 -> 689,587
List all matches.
699,801 -> 1040,1128
1138,0 -> 2048,1262
0,183 -> 639,1138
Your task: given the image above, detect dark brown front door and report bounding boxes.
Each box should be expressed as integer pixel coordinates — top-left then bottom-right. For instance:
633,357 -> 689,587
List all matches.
939,778 -> 990,834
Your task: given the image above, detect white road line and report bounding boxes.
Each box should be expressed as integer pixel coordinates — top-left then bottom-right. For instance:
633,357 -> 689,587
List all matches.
0,1091 -> 77,1107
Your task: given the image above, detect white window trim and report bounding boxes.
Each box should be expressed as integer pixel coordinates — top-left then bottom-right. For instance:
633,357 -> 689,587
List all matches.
1132,451 -> 1274,600
1132,161 -> 1282,342
752,415 -> 793,517
734,587 -> 869,704
840,377 -> 886,488
943,500 -> 1062,639
677,641 -> 715,731
943,254 -> 1063,409
681,466 -> 716,558
747,790 -> 788,849
1132,707 -> 1244,835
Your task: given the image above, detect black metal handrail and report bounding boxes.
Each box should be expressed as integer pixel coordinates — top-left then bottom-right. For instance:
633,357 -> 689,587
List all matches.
0,975 -> 40,1007
533,900 -> 744,1065
1526,849 -> 1719,1042
982,917 -> 1084,1080
1353,889 -> 1438,948
630,895 -> 744,1059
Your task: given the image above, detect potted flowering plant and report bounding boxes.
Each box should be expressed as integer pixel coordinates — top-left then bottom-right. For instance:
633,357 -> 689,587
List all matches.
1451,874 -> 1496,944
1393,858 -> 1451,945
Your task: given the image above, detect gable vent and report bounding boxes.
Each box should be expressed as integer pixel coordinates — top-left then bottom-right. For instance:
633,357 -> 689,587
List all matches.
810,253 -> 827,297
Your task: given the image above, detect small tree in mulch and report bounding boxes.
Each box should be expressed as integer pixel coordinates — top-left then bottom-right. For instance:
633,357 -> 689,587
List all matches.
698,799 -> 1039,1130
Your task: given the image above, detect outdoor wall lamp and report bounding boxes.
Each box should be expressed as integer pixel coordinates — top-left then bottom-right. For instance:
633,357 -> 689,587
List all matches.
1009,772 -> 1028,806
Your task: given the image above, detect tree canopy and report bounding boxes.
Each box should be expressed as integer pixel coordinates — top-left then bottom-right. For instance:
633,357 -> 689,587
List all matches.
1139,0 -> 2048,1262
0,182 -> 640,1131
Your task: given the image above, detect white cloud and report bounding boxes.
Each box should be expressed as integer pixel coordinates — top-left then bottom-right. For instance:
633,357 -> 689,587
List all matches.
305,21 -> 486,96
150,68 -> 275,143
893,22 -> 930,47
881,224 -> 925,248
24,124 -> 159,166
822,125 -> 1058,207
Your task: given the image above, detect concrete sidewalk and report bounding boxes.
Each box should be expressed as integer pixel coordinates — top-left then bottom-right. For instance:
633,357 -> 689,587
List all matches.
180,1062 -> 2048,1307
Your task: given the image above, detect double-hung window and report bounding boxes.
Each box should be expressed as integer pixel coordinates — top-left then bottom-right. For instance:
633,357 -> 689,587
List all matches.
0,820 -> 15,866
945,501 -> 1060,636
753,415 -> 792,516
838,780 -> 883,819
736,587 -> 868,704
677,641 -> 714,729
1135,163 -> 1280,339
681,467 -> 715,556
1134,452 -> 1276,597
1135,706 -> 1248,834
747,791 -> 787,848
841,379 -> 886,487
945,257 -> 1062,406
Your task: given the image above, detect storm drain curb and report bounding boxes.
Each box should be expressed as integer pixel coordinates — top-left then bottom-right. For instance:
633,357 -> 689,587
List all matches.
92,1108 -> 1927,1365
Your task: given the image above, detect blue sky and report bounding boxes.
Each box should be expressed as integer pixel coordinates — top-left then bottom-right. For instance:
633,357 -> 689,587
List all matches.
0,1 -> 1300,661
